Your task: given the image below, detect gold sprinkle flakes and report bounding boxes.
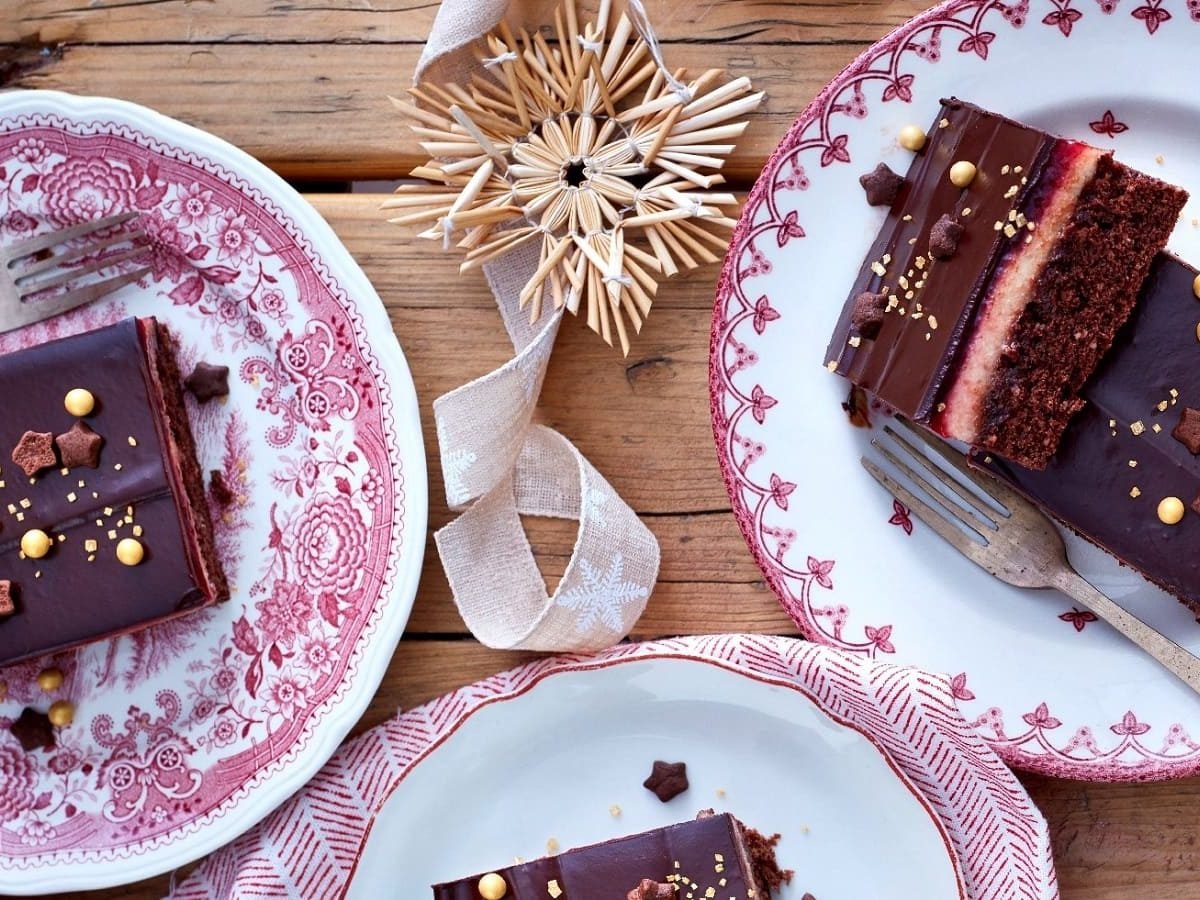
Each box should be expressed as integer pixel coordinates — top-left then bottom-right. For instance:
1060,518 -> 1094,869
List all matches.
103,506 -> 113,517
1129,460 -> 1138,468
1153,423 -> 1163,433
133,525 -> 144,537
546,837 -> 560,854
18,498 -> 30,509
84,539 -> 98,553
1171,388 -> 1180,398
925,332 -> 932,341
938,117 -> 950,129
1131,486 -> 1142,498
882,253 -> 892,264
1014,165 -> 1023,174
1156,154 -> 1165,165
937,402 -> 947,412
911,310 -> 923,319
1157,400 -> 1169,412
1131,420 -> 1146,435
1003,224 -> 1017,238
67,492 -> 77,503
1000,164 -> 1011,175
870,261 -> 886,277
928,315 -> 939,330
1004,184 -> 1019,199
1015,213 -> 1028,228
608,805 -> 621,817
961,207 -> 972,216
848,335 -> 862,348
993,221 -> 1004,231
114,463 -> 123,471
915,255 -> 927,270
547,880 -> 564,899
1008,209 -> 1018,222
127,436 -> 138,447
902,214 -> 913,222
825,360 -> 839,371
899,275 -> 909,290
904,290 -> 915,301
1025,234 -> 1033,244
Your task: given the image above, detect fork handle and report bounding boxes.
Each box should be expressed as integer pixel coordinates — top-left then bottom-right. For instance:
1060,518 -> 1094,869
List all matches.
1053,569 -> 1200,695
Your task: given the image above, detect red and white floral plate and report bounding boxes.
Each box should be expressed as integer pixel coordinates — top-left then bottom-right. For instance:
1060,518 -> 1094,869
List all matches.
169,636 -> 1057,900
712,0 -> 1200,781
0,91 -> 426,892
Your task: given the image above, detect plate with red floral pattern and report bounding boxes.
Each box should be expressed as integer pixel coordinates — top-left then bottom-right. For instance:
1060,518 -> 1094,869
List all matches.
0,91 -> 426,892
711,0 -> 1200,780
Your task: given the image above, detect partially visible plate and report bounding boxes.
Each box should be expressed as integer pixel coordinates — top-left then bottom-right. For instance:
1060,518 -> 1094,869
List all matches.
711,0 -> 1200,780
169,636 -> 1057,900
0,91 -> 426,892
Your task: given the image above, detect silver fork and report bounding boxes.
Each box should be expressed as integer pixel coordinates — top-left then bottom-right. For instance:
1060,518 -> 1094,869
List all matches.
0,211 -> 150,334
862,417 -> 1200,695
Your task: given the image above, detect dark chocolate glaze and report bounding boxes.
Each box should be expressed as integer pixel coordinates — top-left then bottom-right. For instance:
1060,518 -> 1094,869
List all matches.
827,98 -> 1055,421
432,813 -> 757,899
0,319 -> 220,666
981,255 -> 1200,610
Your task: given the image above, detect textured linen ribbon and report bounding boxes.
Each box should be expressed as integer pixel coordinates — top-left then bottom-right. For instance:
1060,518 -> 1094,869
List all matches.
418,2 -> 661,651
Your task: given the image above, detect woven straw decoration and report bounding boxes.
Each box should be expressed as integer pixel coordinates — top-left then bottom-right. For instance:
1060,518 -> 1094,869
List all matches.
385,0 -> 764,355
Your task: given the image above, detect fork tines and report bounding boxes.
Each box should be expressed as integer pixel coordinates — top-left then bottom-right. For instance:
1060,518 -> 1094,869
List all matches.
862,418 -> 1023,549
7,211 -> 148,298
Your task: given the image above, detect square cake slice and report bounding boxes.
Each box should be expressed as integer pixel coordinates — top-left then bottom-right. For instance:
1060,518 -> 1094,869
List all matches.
980,254 -> 1200,616
827,98 -> 1187,469
0,317 -> 228,666
431,811 -> 790,899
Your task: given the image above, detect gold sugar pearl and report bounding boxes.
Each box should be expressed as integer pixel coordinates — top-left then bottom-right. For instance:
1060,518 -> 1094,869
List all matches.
897,124 -> 927,152
1158,496 -> 1185,525
64,388 -> 96,417
116,538 -> 145,566
21,529 -> 52,559
37,668 -> 64,692
48,700 -> 74,727
949,161 -> 977,188
477,873 -> 507,899
1193,272 -> 1200,299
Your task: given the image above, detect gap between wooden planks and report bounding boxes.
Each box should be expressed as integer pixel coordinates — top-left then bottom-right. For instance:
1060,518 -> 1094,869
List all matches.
17,0 -> 924,46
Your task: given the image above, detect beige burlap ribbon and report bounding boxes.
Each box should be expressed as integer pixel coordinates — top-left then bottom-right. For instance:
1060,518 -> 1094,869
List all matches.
420,1 -> 661,651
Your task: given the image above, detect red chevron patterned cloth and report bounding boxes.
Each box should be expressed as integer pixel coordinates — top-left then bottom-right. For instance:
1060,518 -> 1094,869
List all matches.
169,635 -> 1058,899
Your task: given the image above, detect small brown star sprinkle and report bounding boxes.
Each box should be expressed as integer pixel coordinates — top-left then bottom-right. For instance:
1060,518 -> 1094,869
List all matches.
210,470 -> 235,506
627,879 -> 674,900
184,361 -> 230,403
643,759 -> 689,802
55,421 -> 103,469
0,580 -> 13,618
11,431 -> 56,477
850,290 -> 888,339
858,163 -> 906,207
10,707 -> 55,752
928,214 -> 964,260
1172,407 -> 1200,454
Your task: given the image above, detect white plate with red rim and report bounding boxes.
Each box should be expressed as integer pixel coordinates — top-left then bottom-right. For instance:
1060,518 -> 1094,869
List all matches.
0,90 -> 426,892
167,636 -> 1057,900
711,0 -> 1200,780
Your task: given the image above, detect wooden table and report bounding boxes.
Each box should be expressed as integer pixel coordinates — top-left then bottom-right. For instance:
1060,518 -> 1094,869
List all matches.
8,1 -> 1200,897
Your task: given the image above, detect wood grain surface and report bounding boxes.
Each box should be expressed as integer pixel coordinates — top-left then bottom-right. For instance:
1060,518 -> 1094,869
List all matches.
8,1 -> 1200,898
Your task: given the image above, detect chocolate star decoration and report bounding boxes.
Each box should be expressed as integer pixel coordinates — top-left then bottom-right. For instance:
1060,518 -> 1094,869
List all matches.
643,759 -> 688,802
1173,407 -> 1200,454
55,421 -> 103,469
0,580 -> 13,617
11,430 -> 56,477
10,706 -> 55,752
850,290 -> 887,339
859,162 -> 906,207
929,213 -> 965,260
184,362 -> 230,403
209,470 -> 234,507
627,879 -> 674,900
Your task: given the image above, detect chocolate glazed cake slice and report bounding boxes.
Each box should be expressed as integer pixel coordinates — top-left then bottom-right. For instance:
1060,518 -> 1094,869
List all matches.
431,811 -> 791,899
980,255 -> 1200,616
826,98 -> 1187,469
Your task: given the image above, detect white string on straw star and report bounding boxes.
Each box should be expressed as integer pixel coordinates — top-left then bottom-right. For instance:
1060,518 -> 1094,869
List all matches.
385,0 -> 764,355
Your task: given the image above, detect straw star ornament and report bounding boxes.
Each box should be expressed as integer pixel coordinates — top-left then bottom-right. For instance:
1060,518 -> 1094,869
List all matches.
386,0 -> 764,354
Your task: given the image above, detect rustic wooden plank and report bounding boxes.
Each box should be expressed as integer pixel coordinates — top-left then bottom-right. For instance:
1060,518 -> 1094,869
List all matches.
310,194 -> 730,310
17,41 -> 865,181
17,0 -> 927,46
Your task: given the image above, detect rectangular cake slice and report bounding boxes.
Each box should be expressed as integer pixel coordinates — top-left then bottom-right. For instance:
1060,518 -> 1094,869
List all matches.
0,317 -> 228,666
826,98 -> 1187,469
980,254 -> 1200,615
431,811 -> 790,899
